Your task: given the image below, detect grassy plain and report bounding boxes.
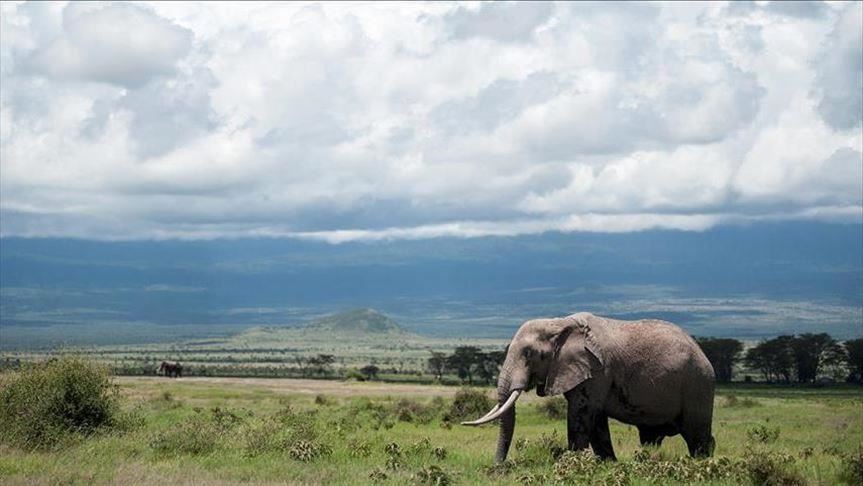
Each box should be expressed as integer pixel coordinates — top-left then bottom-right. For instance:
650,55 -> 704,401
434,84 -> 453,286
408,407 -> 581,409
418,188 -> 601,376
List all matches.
1,376 -> 860,485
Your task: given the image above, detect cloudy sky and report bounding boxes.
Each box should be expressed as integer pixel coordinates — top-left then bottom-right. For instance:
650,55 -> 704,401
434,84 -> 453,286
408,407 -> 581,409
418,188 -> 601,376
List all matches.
1,1 -> 861,242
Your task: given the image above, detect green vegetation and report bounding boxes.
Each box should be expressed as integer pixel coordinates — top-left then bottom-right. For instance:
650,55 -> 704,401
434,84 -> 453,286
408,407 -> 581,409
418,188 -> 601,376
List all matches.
1,362 -> 861,485
0,356 -> 123,450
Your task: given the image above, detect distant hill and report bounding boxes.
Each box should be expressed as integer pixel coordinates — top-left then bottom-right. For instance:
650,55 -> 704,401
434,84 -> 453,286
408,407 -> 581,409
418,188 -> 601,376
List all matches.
303,308 -> 406,335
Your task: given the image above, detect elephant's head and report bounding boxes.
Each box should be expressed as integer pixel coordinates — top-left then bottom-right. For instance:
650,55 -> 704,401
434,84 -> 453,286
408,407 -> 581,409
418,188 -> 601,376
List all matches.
461,315 -> 605,463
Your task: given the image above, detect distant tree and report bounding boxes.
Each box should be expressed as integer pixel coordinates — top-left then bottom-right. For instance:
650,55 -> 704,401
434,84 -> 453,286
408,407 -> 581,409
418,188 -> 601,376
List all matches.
821,341 -> 848,382
745,336 -> 795,382
844,338 -> 863,383
696,337 -> 743,383
427,352 -> 447,381
446,346 -> 481,384
308,354 -> 335,376
360,364 -> 380,381
790,333 -> 837,383
294,356 -> 310,377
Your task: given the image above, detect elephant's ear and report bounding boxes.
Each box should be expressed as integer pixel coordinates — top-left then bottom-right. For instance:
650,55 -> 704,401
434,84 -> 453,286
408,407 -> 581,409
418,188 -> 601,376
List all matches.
544,323 -> 604,396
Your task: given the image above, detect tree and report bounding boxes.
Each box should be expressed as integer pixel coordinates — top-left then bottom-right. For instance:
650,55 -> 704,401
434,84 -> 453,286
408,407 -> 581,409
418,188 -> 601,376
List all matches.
844,338 -> 863,383
790,333 -> 836,383
821,341 -> 848,382
446,346 -> 481,384
745,336 -> 794,382
308,354 -> 335,376
360,364 -> 379,381
427,352 -> 447,381
696,337 -> 743,383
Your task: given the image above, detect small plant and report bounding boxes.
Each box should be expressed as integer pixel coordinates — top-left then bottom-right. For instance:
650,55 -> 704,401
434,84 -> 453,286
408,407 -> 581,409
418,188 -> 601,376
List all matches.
538,397 -> 568,419
289,439 -> 332,461
553,450 -> 600,480
384,441 -> 403,470
740,449 -> 804,486
395,398 -> 438,423
413,465 -> 452,485
348,439 -> 372,458
314,394 -> 332,406
838,449 -> 863,485
443,388 -> 493,422
369,468 -> 388,482
484,460 -> 515,478
747,424 -> 781,444
407,437 -> 432,455
432,446 -> 448,460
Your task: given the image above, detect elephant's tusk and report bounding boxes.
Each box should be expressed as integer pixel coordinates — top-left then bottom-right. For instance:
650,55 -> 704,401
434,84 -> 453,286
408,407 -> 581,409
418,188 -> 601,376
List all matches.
460,390 -> 522,426
467,403 -> 500,423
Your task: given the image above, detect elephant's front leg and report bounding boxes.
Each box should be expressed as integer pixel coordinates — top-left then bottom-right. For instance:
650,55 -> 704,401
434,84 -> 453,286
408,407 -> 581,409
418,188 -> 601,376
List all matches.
565,390 -> 591,451
589,414 -> 616,460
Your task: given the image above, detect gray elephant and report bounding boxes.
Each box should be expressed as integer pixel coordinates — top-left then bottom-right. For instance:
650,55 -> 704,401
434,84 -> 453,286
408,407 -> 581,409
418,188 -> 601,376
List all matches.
463,312 -> 715,463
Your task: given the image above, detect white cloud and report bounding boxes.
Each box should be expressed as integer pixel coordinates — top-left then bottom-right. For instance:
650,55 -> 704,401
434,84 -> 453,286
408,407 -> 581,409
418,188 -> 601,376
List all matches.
0,1 -> 861,242
25,3 -> 193,87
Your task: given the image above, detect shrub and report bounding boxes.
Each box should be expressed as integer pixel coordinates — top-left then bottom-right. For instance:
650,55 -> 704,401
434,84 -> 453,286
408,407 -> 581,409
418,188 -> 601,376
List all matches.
413,465 -> 452,485
516,431 -> 566,466
406,437 -> 432,456
443,388 -> 493,422
314,394 -> 332,406
395,399 -> 438,423
553,450 -> 600,480
740,449 -> 805,486
539,397 -> 568,420
242,406 -> 329,460
0,356 -> 120,450
838,450 -> 863,485
368,467 -> 388,481
747,424 -> 781,444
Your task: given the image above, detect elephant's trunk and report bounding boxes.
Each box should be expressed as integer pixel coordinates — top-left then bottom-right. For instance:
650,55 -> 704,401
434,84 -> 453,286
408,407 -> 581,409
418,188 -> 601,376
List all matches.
460,347 -> 527,463
494,356 -> 522,463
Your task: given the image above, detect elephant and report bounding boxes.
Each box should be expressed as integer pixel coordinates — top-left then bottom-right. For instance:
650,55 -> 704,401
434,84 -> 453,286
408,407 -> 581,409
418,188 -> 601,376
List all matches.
462,312 -> 715,463
158,361 -> 183,378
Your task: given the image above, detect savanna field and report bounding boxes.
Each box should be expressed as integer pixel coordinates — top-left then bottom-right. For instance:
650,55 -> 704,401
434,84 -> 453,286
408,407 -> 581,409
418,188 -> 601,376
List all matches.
1,358 -> 861,485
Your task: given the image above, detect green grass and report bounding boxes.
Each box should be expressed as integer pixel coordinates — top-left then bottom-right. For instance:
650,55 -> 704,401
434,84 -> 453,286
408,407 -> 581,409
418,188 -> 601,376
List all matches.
0,378 -> 861,485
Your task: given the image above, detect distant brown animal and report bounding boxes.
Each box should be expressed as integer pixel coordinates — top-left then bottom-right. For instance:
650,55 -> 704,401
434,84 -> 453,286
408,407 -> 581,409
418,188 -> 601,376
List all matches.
158,361 -> 183,378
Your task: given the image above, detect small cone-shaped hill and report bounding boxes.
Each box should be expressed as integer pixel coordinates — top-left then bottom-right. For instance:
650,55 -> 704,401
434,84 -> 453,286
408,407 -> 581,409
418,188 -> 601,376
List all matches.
304,308 -> 406,335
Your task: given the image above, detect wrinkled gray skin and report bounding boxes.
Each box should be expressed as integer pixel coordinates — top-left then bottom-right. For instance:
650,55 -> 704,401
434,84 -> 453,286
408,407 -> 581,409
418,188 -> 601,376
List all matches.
480,312 -> 715,463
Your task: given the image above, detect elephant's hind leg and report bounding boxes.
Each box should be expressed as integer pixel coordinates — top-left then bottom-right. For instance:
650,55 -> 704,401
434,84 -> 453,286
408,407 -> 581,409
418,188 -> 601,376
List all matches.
637,425 -> 666,447
682,421 -> 714,457
589,414 -> 616,460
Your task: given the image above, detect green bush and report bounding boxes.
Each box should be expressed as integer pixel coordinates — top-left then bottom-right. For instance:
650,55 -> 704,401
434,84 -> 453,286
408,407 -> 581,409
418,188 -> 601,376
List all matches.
413,465 -> 453,485
241,406 -> 331,461
443,388 -> 493,422
0,356 -> 120,450
747,424 -> 781,444
395,399 -> 439,423
538,397 -> 567,420
838,450 -> 863,485
740,449 -> 805,486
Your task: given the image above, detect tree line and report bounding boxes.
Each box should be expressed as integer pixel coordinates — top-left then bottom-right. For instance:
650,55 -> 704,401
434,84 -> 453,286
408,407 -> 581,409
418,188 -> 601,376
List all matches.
696,335 -> 863,384
426,346 -> 507,385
